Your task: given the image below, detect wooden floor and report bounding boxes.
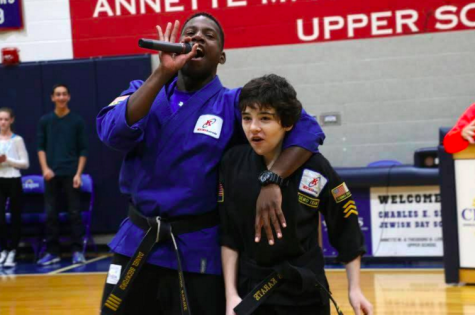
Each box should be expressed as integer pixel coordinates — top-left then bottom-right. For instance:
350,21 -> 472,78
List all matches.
0,270 -> 474,314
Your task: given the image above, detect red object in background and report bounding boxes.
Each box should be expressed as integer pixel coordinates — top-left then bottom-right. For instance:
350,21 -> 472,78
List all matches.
1,48 -> 20,66
444,103 -> 475,154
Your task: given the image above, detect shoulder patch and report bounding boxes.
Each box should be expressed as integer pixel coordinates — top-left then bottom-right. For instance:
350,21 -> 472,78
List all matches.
343,200 -> 358,218
109,95 -> 129,106
298,192 -> 320,208
331,183 -> 352,203
299,169 -> 327,198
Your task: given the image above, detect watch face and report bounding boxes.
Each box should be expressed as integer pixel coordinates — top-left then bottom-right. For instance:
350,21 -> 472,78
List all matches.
260,172 -> 271,182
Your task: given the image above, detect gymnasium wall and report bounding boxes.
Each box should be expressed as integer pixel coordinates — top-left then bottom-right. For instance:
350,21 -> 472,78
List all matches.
2,1 -> 473,167
220,31 -> 475,166
0,55 -> 152,233
2,1 -> 474,167
0,0 -> 73,61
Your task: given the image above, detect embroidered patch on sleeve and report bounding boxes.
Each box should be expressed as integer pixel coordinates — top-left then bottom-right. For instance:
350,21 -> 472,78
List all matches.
331,183 -> 352,203
299,169 -> 328,198
106,264 -> 122,285
343,200 -> 358,218
109,95 -> 129,106
218,183 -> 224,203
298,192 -> 320,208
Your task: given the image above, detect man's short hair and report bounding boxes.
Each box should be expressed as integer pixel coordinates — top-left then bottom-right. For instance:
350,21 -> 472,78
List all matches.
51,83 -> 70,95
239,74 -> 302,128
183,12 -> 225,50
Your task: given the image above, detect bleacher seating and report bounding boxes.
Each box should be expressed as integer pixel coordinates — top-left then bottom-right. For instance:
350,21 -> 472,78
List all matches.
5,174 -> 95,258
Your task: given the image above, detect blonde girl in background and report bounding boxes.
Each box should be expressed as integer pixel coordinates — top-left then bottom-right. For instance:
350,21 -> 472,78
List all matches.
0,108 -> 29,268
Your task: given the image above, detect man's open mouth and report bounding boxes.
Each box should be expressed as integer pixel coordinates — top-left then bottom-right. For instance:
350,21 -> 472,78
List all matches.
193,48 -> 205,59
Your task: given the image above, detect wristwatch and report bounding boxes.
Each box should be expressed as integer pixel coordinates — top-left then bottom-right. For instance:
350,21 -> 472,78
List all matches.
258,170 -> 285,186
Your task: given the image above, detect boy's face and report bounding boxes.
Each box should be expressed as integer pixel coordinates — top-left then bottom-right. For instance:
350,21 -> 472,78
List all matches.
51,87 -> 70,109
180,16 -> 226,79
242,105 -> 292,157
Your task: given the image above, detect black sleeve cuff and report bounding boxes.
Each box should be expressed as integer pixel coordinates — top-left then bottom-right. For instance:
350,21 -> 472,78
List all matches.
219,234 -> 239,250
336,245 -> 367,264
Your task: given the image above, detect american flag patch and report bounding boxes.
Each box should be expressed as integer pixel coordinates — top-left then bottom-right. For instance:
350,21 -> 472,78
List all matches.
109,95 -> 129,106
218,183 -> 224,203
332,183 -> 351,203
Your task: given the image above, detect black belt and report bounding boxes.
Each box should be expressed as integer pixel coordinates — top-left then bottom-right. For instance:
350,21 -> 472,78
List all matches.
234,248 -> 344,315
101,204 -> 220,315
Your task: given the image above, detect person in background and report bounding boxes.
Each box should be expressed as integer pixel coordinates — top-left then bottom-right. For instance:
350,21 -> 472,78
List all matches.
444,103 -> 475,154
0,108 -> 29,268
36,84 -> 88,266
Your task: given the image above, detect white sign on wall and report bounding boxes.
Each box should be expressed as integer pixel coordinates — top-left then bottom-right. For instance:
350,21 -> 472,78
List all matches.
455,160 -> 475,269
370,186 -> 443,257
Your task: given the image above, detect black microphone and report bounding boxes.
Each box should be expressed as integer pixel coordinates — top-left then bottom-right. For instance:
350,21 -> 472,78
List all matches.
138,39 -> 192,54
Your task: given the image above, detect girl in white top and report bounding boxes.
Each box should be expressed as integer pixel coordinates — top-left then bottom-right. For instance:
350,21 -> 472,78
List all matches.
0,108 -> 29,268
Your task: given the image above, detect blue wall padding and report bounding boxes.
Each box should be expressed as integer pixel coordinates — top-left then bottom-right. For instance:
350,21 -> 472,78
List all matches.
0,55 -> 151,233
335,166 -> 439,188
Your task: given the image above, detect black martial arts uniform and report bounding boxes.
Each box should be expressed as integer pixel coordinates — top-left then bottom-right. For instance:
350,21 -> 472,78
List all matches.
219,145 -> 366,315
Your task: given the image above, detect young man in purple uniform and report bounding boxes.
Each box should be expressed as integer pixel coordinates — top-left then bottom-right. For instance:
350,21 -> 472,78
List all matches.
97,13 -> 325,315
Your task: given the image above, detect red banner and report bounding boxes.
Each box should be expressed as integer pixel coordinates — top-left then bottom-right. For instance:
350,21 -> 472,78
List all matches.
0,0 -> 23,31
70,0 -> 475,58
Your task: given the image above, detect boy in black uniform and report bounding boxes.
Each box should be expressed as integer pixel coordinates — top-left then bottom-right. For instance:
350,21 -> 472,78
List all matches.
219,74 -> 373,315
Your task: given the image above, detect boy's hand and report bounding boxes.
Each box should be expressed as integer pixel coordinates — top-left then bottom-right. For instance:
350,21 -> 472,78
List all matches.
73,174 -> 82,189
226,295 -> 242,315
349,288 -> 373,315
43,168 -> 55,181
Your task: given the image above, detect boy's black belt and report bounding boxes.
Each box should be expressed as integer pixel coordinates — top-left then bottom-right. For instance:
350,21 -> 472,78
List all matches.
234,247 -> 344,315
101,204 -> 220,315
